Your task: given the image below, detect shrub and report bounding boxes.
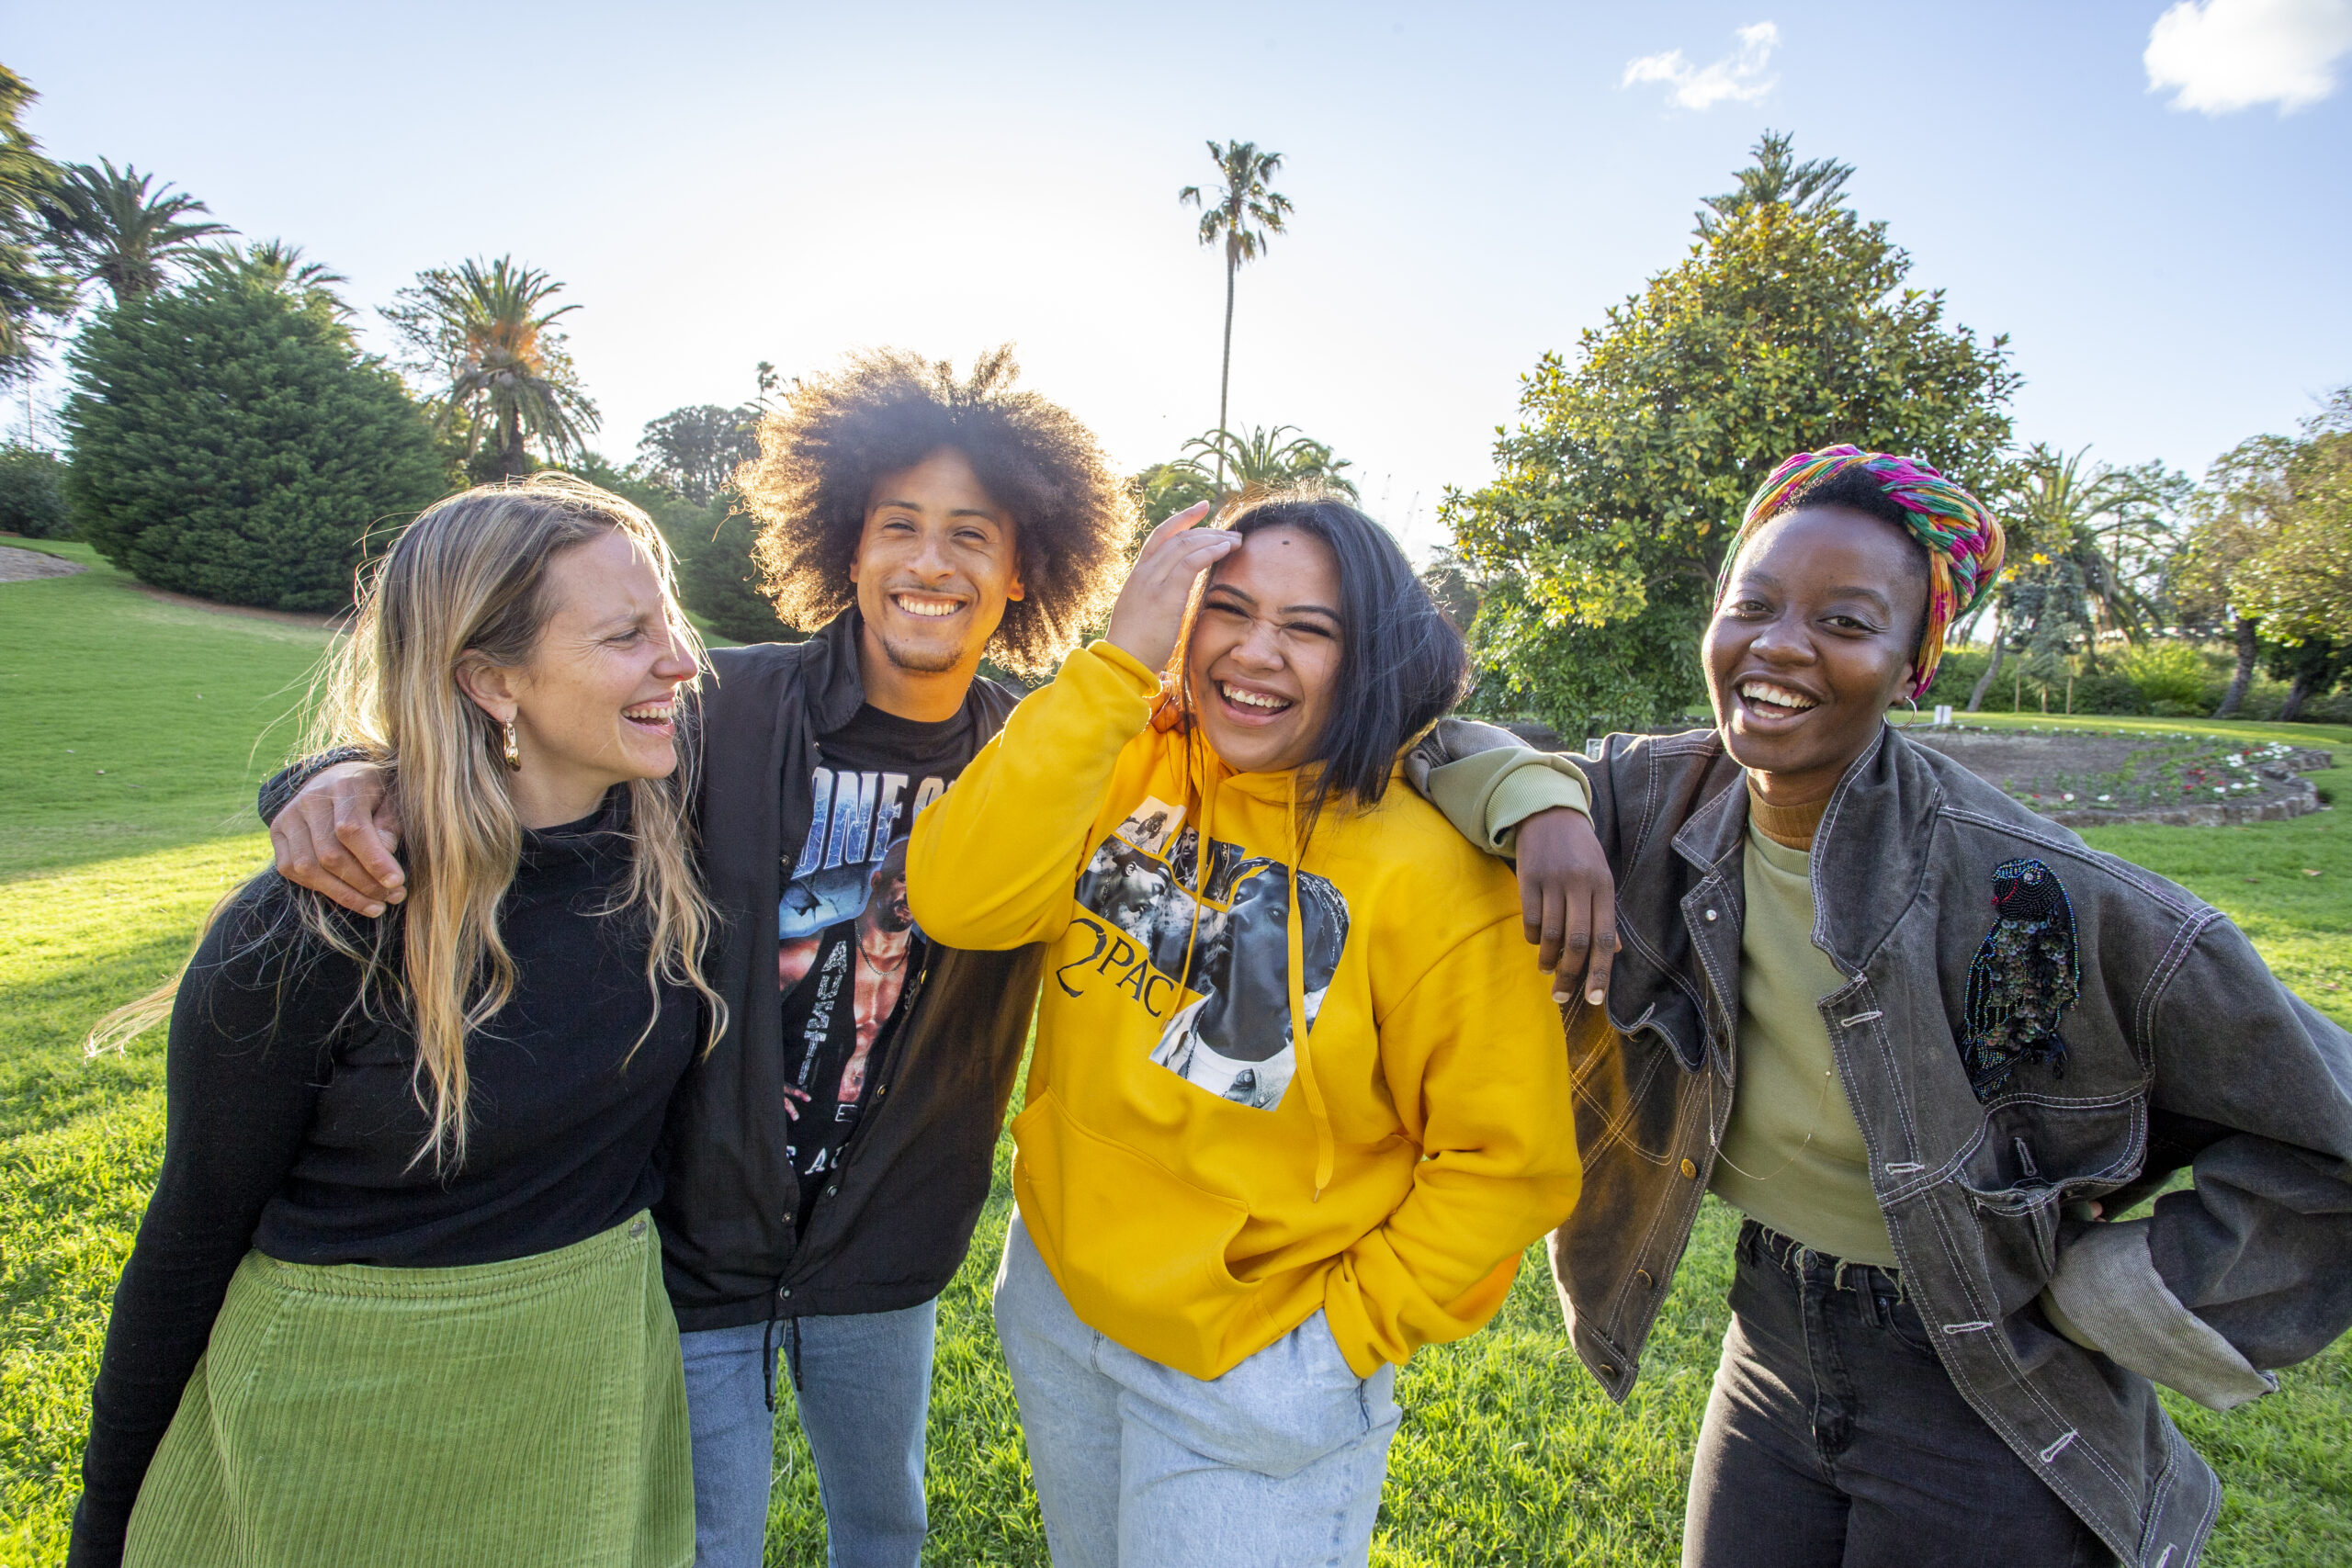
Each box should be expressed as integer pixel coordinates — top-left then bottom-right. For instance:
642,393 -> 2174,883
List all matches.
2121,643 -> 2208,711
0,443 -> 69,536
1920,647 -> 1990,709
673,491 -> 802,644
2069,669 -> 2145,716
62,274 -> 447,611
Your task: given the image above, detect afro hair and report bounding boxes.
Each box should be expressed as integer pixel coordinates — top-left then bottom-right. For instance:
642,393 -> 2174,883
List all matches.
738,346 -> 1138,676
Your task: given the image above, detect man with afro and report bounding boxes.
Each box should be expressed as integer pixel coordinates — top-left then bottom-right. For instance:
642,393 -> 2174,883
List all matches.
670,347 -> 1136,1568
264,347 -> 1136,1567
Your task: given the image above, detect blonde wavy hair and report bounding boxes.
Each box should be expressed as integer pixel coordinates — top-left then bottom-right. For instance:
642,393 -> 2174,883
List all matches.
91,473 -> 726,1169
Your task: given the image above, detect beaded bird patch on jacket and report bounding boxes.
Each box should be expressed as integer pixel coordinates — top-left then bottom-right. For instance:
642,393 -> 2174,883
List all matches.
1959,857 -> 2080,1102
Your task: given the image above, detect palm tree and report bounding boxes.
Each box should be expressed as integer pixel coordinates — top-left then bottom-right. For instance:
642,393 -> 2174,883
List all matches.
1964,445 -> 2177,712
380,256 -> 598,480
1180,141 -> 1293,495
1171,424 -> 1356,502
0,65 -> 74,383
43,158 -> 233,304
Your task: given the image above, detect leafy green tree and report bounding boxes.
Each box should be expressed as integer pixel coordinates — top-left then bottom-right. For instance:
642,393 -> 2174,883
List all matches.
189,239 -> 351,316
1180,141 -> 1292,495
1442,133 -> 2017,730
2236,394 -> 2352,719
563,444 -> 797,645
381,255 -> 596,481
1420,544 -> 1485,635
673,494 -> 801,642
0,65 -> 73,383
637,403 -> 760,504
0,440 -> 67,535
2177,391 -> 2352,719
2177,433 -> 2294,716
62,270 -> 446,609
43,158 -> 232,305
1693,129 -> 1852,235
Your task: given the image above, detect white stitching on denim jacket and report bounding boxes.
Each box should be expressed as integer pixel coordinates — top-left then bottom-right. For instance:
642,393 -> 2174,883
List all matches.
2040,1429 -> 2077,1462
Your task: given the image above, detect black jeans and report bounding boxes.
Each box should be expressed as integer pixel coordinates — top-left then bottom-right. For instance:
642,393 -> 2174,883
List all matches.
1683,1220 -> 2114,1568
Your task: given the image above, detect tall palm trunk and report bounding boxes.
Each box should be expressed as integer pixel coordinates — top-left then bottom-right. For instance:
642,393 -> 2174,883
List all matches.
1214,250 -> 1237,501
497,406 -> 528,480
2212,616 -> 2258,718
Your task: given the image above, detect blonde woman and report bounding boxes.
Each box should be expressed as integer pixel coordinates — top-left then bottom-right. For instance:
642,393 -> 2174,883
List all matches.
68,475 -> 721,1568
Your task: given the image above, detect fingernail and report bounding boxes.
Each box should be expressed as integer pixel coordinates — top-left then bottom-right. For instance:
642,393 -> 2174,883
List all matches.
1554,990 -> 1570,1004
1587,987 -> 1606,1005
364,904 -> 384,918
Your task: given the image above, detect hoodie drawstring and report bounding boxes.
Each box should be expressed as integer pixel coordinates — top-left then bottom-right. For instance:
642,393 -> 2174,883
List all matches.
1176,756 -> 1213,995
1170,739 -> 1332,1203
1286,771 -> 1335,1201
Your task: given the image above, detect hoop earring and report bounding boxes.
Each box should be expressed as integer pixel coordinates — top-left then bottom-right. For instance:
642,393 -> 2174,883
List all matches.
502,717 -> 522,772
1904,695 -> 1920,713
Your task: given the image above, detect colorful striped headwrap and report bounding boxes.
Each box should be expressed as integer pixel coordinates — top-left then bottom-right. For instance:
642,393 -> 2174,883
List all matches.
1715,444 -> 2007,701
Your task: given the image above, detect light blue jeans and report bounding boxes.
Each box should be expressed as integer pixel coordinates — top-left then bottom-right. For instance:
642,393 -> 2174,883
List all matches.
992,1212 -> 1402,1568
679,1299 -> 937,1568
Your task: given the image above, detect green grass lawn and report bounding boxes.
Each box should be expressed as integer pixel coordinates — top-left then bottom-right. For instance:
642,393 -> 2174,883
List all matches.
3,554 -> 2347,1564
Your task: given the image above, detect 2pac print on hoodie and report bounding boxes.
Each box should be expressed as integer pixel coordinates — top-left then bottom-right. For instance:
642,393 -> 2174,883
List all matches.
1066,801 -> 1348,1111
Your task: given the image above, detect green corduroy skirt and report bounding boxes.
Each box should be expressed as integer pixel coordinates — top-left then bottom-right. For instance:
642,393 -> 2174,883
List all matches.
124,1210 -> 692,1568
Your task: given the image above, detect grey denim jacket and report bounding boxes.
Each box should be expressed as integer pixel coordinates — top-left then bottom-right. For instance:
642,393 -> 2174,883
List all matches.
1412,719 -> 2352,1568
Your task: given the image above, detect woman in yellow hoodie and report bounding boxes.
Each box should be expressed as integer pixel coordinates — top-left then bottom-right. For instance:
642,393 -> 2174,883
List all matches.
908,493 -> 1581,1565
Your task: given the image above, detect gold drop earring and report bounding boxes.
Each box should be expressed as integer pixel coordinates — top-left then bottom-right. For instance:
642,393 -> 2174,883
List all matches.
502,717 -> 522,772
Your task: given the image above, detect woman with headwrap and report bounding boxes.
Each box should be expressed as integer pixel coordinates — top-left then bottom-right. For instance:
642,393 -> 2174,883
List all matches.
1419,446 -> 2352,1567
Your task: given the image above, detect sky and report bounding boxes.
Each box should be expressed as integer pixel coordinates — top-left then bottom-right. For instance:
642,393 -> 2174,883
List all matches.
9,0 -> 2351,558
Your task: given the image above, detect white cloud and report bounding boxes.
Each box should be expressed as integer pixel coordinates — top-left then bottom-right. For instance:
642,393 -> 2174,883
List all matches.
2145,0 -> 2352,113
1623,22 -> 1781,110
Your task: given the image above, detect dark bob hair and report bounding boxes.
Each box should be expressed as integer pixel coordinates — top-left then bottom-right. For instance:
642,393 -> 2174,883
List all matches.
1181,491 -> 1469,821
738,346 -> 1138,675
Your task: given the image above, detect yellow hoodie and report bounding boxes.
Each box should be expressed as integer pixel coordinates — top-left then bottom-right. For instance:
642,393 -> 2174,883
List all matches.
908,641 -> 1581,1381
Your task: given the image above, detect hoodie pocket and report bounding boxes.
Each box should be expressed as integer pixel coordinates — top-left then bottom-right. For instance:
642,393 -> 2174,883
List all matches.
1012,1088 -> 1257,1373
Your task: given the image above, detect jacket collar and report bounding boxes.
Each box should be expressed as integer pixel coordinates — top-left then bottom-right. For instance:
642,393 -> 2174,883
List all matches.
804,607 -> 871,735
800,604 -> 1027,740
1810,724 -> 1945,972
1668,723 -> 1945,975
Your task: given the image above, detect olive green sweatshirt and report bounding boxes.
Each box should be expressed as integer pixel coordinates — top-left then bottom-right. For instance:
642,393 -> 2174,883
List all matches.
1707,787 -> 1900,1269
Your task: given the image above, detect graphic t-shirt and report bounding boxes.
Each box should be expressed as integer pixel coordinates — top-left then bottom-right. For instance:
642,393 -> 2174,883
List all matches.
779,702 -> 978,1228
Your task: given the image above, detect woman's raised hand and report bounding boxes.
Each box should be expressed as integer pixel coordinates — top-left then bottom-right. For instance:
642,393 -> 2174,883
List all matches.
1103,502 -> 1238,672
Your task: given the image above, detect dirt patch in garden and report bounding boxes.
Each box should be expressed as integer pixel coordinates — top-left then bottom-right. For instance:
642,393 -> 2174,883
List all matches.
1500,719 -> 2335,829
1905,728 -> 2333,828
0,544 -> 86,583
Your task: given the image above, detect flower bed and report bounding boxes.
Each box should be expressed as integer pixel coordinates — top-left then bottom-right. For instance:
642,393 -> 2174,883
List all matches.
1906,728 -> 2333,829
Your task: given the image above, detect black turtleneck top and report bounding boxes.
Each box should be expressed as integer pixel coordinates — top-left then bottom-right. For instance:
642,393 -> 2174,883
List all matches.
71,795 -> 697,1568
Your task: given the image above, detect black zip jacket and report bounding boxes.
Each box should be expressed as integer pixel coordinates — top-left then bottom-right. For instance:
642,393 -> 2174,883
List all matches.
655,609 -> 1045,1331
258,610 -> 1046,1334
